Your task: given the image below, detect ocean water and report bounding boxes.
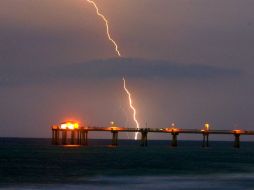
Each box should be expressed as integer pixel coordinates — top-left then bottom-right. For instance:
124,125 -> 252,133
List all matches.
1,138 -> 254,189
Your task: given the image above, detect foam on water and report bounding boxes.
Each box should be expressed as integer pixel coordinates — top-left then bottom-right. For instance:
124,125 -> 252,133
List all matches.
5,174 -> 254,190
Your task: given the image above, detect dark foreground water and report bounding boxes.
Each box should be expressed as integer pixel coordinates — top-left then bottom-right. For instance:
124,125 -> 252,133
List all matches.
1,138 -> 254,189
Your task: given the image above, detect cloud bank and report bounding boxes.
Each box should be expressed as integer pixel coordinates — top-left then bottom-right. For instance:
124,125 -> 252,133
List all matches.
0,58 -> 241,86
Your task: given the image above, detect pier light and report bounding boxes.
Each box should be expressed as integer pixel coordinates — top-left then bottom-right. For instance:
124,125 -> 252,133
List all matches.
233,129 -> 244,134
107,121 -> 125,131
111,127 -> 118,131
171,128 -> 179,132
52,125 -> 59,129
60,123 -> 67,129
108,121 -> 118,131
110,121 -> 117,128
171,123 -> 179,132
60,121 -> 79,130
164,126 -> 180,133
164,123 -> 180,132
201,123 -> 210,132
205,123 -> 210,131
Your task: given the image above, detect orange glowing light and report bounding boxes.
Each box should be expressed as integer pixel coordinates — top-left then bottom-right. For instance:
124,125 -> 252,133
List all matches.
110,127 -> 122,131
111,127 -> 118,131
86,0 -> 121,57
123,78 -> 140,140
52,125 -> 59,130
107,122 -> 125,131
164,123 -> 180,132
204,123 -> 210,131
201,123 -> 210,132
233,129 -> 244,134
60,122 -> 79,130
63,145 -> 81,148
165,127 -> 180,133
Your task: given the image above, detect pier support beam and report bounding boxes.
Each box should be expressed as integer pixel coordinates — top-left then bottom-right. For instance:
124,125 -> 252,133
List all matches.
141,129 -> 148,147
81,131 -> 88,145
70,130 -> 75,145
202,132 -> 209,147
52,129 -> 60,145
56,130 -> 60,145
52,129 -> 55,144
76,130 -> 81,145
52,129 -> 56,145
77,130 -> 80,145
234,134 -> 240,148
62,131 -> 67,145
171,132 -> 179,147
111,131 -> 118,146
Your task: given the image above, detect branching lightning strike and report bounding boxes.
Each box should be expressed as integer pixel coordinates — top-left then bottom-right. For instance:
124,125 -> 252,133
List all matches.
86,0 -> 140,140
86,0 -> 121,57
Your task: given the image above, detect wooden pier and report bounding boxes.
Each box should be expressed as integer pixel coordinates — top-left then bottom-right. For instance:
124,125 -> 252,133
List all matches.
51,122 -> 254,148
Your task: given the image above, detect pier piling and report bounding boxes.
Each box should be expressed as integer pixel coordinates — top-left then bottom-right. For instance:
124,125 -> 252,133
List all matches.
234,134 -> 240,148
52,129 -> 60,145
202,132 -> 209,147
141,129 -> 148,147
81,131 -> 88,145
111,131 -> 118,146
171,132 -> 179,147
62,131 -> 67,145
70,131 -> 75,145
52,129 -> 56,145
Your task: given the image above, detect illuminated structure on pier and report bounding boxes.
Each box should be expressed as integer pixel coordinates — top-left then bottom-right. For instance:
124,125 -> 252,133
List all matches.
51,121 -> 253,148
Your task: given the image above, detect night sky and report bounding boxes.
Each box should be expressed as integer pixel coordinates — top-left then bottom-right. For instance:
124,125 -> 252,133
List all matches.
0,0 -> 254,140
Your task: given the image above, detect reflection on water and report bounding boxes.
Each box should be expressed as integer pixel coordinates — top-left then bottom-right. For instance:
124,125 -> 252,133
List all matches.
63,145 -> 81,148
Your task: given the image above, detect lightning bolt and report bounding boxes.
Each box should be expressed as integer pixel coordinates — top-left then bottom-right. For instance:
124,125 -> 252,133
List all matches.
123,78 -> 140,140
86,0 -> 121,57
87,0 -> 140,140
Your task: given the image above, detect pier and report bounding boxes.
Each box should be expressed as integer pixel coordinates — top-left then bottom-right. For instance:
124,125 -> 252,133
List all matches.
51,122 -> 254,148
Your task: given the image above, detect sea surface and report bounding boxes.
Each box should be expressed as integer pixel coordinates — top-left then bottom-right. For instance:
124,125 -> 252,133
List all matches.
1,138 -> 254,189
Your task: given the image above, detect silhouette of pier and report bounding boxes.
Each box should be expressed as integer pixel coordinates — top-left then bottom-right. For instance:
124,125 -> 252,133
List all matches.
51,122 -> 253,148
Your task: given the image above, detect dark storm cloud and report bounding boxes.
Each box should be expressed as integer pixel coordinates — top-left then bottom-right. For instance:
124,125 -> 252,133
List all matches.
0,58 -> 241,86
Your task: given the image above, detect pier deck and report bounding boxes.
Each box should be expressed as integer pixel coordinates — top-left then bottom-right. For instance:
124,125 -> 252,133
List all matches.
51,122 -> 253,148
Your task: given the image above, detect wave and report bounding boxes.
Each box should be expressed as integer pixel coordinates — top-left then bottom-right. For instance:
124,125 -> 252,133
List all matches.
4,173 -> 254,190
